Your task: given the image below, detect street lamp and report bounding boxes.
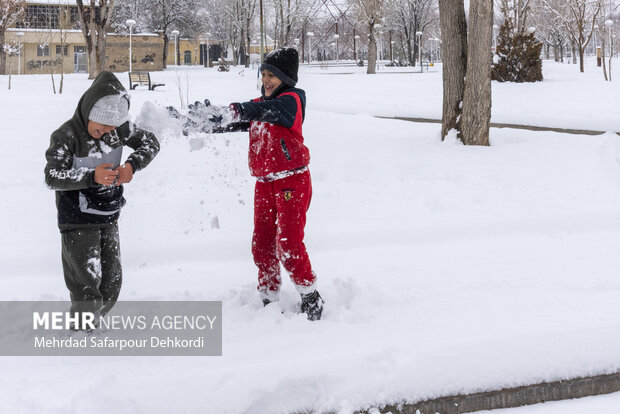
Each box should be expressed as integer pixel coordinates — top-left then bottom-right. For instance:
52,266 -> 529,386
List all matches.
16,32 -> 24,75
416,31 -> 423,72
205,32 -> 211,67
493,24 -> 499,51
307,32 -> 314,64
126,19 -> 136,72
594,24 -> 599,52
354,34 -> 360,61
333,34 -> 339,62
171,29 -> 180,66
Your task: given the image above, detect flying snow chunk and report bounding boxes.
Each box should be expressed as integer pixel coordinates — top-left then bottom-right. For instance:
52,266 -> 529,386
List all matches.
135,101 -> 183,138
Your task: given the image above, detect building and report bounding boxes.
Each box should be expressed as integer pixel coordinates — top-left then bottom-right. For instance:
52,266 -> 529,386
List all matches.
3,0 -> 211,75
4,28 -> 166,75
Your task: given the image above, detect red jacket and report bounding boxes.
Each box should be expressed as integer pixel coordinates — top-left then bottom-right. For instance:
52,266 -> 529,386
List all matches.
233,88 -> 310,178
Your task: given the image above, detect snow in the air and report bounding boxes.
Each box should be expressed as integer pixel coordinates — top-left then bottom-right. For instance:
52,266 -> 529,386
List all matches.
1,60 -> 620,413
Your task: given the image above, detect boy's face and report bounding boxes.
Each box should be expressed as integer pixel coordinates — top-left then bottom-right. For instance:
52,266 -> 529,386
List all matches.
87,121 -> 116,139
261,69 -> 283,97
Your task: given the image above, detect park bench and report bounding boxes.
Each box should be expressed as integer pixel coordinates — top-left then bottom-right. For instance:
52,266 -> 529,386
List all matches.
128,71 -> 165,91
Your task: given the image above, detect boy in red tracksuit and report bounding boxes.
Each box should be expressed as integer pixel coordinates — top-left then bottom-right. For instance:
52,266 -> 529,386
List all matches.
187,48 -> 323,320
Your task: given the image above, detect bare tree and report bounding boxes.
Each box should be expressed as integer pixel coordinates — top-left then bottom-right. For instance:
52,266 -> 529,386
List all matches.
542,0 -> 603,72
76,0 -> 116,78
3,42 -> 19,87
496,0 -> 532,32
532,0 -> 570,62
226,0 -> 256,66
0,0 -> 24,74
57,2 -> 71,93
439,0 -> 493,146
353,0 -> 385,74
386,0 -> 438,65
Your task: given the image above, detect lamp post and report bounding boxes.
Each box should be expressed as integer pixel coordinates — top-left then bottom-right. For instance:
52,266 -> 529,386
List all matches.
307,32 -> 314,64
126,19 -> 136,72
416,31 -> 423,72
354,34 -> 360,62
493,24 -> 499,51
171,29 -> 180,66
16,32 -> 24,75
333,34 -> 339,62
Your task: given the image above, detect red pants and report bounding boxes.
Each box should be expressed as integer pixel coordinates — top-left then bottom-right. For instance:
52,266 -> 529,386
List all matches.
252,170 -> 316,300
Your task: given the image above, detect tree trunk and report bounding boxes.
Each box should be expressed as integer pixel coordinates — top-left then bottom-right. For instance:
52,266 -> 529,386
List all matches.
461,0 -> 493,146
571,41 -> 577,66
50,71 -> 56,94
77,0 -> 115,79
96,29 -> 107,74
162,34 -> 169,69
602,40 -> 608,81
367,23 -> 377,74
438,0 -> 467,140
88,46 -> 98,78
245,34 -> 251,68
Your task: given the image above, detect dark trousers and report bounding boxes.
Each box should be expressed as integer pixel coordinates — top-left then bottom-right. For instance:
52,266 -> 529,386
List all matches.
61,222 -> 122,316
252,170 -> 316,301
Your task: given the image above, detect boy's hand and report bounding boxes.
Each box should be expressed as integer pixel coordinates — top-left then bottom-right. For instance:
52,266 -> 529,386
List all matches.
94,163 -> 119,186
114,163 -> 134,186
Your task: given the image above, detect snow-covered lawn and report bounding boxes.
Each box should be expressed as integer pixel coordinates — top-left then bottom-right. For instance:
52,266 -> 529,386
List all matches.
1,59 -> 620,413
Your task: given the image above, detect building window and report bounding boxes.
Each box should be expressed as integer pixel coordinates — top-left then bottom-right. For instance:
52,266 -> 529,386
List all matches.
184,50 -> 192,65
17,5 -> 80,30
37,45 -> 50,57
56,45 -> 69,56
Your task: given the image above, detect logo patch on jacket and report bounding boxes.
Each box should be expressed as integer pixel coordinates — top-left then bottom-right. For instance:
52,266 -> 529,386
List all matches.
282,189 -> 294,201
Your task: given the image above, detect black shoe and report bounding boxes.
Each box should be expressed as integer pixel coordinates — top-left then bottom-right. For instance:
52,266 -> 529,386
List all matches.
262,299 -> 271,307
300,290 -> 324,321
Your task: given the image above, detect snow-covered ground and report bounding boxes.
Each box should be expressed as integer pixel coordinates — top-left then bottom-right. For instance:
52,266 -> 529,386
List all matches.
2,59 -> 620,413
479,391 -> 620,414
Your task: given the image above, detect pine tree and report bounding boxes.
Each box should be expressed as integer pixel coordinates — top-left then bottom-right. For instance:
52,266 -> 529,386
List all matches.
491,18 -> 543,83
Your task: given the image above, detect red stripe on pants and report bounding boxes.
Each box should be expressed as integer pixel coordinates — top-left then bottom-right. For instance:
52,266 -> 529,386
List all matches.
252,170 -> 315,295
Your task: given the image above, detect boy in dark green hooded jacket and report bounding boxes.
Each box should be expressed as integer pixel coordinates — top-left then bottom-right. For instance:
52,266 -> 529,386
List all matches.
45,71 -> 159,321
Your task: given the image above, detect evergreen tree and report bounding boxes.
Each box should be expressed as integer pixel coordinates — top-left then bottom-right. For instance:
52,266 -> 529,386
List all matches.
491,18 -> 543,83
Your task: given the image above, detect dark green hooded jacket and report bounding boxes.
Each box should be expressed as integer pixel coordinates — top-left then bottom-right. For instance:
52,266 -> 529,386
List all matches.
45,71 -> 160,230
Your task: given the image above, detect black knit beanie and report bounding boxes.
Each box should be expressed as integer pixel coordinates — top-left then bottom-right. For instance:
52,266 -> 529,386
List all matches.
260,47 -> 299,87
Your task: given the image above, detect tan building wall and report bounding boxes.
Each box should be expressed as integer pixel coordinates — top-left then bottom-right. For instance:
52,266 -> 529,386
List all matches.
105,33 -> 164,72
3,29 -> 166,75
167,38 -> 201,66
4,30 -> 85,75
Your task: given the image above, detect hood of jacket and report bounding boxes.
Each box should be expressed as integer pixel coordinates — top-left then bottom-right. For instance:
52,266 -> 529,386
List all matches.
73,71 -> 130,137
